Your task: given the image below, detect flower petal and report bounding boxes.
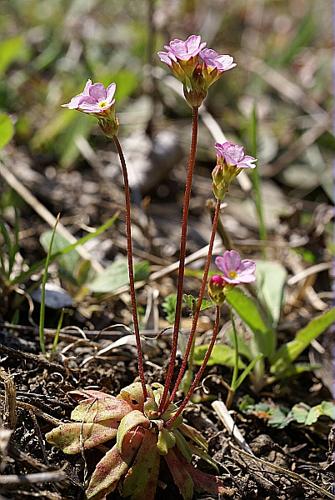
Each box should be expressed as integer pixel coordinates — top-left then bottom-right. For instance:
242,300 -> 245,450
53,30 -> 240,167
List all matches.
237,155 -> 257,169
223,250 -> 241,273
83,78 -> 93,95
62,95 -> 83,109
238,259 -> 256,283
157,51 -> 173,66
77,96 -> 101,113
214,256 -> 226,274
106,82 -> 116,102
185,34 -> 205,55
88,83 -> 107,101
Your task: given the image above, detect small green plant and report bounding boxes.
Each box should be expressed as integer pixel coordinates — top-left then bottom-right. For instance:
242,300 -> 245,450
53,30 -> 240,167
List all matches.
195,284 -> 335,395
239,395 -> 335,429
0,212 -> 118,321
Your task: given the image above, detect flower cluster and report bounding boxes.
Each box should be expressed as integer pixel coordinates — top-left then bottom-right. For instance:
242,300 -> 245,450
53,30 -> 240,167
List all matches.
208,250 -> 256,304
212,141 -> 257,199
158,35 -> 236,107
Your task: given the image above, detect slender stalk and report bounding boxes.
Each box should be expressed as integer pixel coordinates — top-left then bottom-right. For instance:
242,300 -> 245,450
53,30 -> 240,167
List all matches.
167,198 -> 220,406
226,311 -> 239,409
166,305 -> 221,428
159,106 -> 199,413
113,135 -> 147,399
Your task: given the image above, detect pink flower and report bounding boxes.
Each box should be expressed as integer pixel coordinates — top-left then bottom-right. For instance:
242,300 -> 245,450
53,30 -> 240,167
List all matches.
199,48 -> 236,72
62,79 -> 116,115
215,250 -> 256,284
215,142 -> 256,169
158,35 -> 206,66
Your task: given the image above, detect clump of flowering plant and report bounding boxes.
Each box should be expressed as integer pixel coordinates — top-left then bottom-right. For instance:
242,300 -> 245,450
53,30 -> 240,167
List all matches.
46,34 -> 258,499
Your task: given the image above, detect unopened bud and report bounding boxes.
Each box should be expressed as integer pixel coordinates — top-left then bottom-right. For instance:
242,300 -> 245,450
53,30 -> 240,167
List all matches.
208,274 -> 226,305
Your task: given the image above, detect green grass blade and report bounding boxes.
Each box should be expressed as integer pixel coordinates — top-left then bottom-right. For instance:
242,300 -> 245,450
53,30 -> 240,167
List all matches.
270,308 -> 335,375
11,212 -> 119,286
39,214 -> 59,354
249,104 -> 267,246
0,220 -> 12,277
235,354 -> 263,390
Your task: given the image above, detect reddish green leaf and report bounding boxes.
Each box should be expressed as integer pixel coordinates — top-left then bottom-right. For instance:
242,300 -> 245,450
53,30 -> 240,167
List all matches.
116,410 -> 150,453
174,429 -> 192,463
164,449 -> 194,500
185,464 -> 235,496
46,422 -> 117,454
86,429 -> 145,499
122,430 -> 160,500
179,423 -> 208,451
117,382 -> 153,411
71,395 -> 132,423
69,389 -> 112,402
86,445 -> 129,500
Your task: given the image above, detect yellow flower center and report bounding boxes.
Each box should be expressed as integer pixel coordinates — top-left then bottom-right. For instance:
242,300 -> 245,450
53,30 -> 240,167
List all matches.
228,270 -> 238,279
98,101 -> 107,108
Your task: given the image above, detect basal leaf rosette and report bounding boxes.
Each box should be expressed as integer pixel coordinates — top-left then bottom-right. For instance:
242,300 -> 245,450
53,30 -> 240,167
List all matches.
46,382 -> 234,499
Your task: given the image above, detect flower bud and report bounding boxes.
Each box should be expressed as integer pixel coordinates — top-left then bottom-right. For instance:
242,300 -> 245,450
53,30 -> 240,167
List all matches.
212,164 -> 228,200
208,274 -> 226,305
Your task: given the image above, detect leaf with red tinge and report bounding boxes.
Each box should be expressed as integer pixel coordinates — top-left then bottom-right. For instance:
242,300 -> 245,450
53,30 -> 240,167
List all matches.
164,448 -> 194,500
116,410 -> 150,453
71,395 -> 132,423
69,389 -> 117,403
86,445 -> 129,500
117,382 -> 153,411
86,429 -> 145,500
122,430 -> 160,500
45,422 -> 117,454
185,463 -> 235,496
179,423 -> 208,451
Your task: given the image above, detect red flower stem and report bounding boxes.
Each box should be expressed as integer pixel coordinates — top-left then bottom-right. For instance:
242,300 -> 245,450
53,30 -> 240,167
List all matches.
167,198 -> 221,405
158,106 -> 199,413
166,305 -> 221,428
113,135 -> 147,400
